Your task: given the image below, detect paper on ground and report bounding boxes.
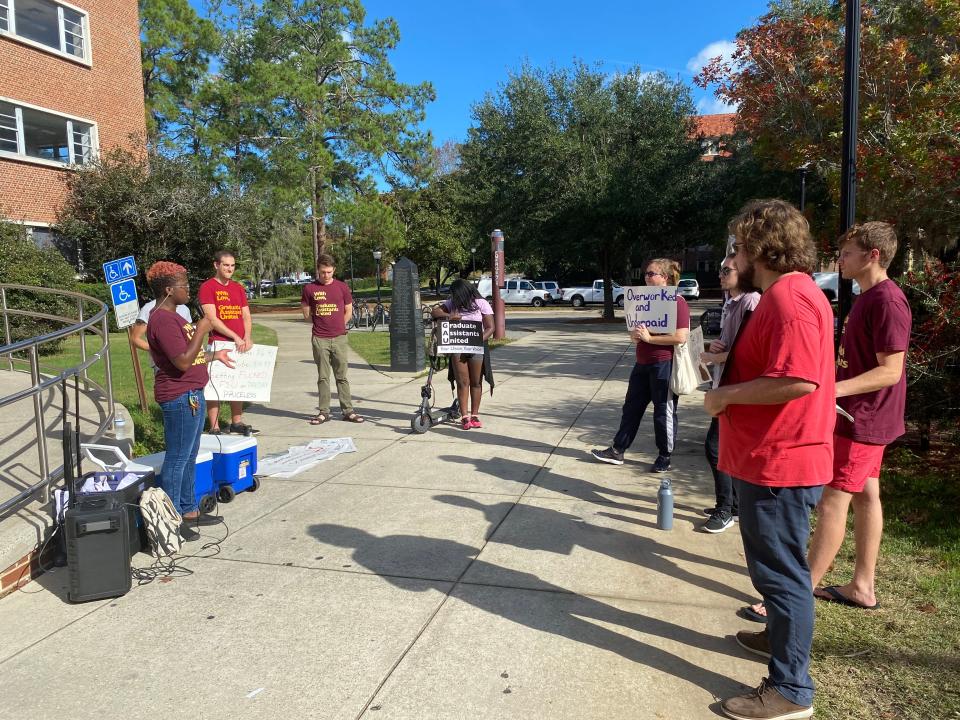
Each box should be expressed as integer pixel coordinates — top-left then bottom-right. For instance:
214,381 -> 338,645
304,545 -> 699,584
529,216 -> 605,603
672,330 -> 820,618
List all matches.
257,437 -> 357,478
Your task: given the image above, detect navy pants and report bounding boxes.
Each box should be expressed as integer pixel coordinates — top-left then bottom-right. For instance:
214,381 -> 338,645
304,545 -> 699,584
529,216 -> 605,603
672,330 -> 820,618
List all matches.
159,389 -> 205,516
704,418 -> 737,513
612,360 -> 677,457
736,479 -> 824,707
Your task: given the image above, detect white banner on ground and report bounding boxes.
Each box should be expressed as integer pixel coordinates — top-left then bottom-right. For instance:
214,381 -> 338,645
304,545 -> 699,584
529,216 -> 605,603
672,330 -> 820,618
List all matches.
623,286 -> 679,333
257,437 -> 358,478
204,341 -> 278,403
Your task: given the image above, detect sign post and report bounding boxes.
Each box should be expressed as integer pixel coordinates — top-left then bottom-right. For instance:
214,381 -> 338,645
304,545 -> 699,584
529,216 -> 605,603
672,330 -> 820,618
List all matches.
103,256 -> 147,411
490,229 -> 506,340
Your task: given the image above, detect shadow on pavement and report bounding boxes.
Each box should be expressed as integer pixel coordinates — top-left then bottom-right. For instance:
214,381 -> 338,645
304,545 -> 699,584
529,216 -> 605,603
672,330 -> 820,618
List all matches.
309,523 -> 751,703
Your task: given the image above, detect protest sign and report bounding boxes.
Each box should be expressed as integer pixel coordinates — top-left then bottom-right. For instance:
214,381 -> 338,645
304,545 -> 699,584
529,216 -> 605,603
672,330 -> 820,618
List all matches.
623,286 -> 679,333
204,341 -> 278,402
437,319 -> 483,354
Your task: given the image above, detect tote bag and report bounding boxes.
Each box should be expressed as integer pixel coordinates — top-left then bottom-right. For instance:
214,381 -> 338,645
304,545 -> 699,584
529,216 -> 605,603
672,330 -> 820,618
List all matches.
670,325 -> 704,396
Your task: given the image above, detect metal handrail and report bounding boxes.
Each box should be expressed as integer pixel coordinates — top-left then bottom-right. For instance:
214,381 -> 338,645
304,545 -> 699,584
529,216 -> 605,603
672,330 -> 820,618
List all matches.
0,284 -> 115,517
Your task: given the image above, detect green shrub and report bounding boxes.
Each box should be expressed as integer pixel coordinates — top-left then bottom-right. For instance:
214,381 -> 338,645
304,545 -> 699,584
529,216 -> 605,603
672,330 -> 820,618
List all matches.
0,222 -> 85,354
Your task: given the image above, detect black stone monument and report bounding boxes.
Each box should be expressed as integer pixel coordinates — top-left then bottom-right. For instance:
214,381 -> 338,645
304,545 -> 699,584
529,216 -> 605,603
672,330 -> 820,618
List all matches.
389,256 -> 424,372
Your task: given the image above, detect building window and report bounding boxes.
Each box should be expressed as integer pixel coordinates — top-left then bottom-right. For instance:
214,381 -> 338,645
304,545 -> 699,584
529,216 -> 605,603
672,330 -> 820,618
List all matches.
0,98 -> 97,167
0,0 -> 89,63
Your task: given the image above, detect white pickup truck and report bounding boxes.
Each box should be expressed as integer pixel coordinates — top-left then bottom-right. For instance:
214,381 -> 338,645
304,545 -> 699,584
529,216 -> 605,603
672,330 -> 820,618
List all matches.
561,280 -> 625,308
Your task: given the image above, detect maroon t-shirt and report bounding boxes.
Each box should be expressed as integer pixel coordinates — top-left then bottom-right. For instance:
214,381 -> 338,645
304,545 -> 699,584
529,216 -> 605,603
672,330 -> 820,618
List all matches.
301,279 -> 353,338
147,309 -> 209,403
197,278 -> 248,342
836,279 -> 912,445
635,295 -> 691,364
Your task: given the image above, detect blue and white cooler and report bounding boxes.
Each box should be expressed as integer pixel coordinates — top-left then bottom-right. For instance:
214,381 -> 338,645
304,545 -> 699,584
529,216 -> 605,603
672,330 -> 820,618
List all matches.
134,449 -> 217,514
198,435 -> 259,502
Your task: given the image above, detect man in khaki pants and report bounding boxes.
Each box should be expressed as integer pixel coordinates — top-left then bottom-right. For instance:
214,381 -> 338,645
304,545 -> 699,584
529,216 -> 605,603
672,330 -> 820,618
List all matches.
300,254 -> 364,425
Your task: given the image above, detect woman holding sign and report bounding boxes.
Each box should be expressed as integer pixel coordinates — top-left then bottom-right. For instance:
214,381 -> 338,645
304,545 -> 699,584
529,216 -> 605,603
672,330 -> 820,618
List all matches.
592,259 -> 690,472
431,279 -> 495,429
146,261 -> 234,541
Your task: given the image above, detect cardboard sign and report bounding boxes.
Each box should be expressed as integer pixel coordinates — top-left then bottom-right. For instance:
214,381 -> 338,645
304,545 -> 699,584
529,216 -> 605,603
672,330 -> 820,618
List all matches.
623,286 -> 679,333
204,341 -> 278,402
437,320 -> 483,355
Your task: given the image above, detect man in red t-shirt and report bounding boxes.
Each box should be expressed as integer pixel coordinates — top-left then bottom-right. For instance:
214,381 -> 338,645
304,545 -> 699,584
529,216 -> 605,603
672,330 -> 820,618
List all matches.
807,222 -> 911,612
198,250 -> 256,435
705,199 -> 834,720
300,253 -> 363,424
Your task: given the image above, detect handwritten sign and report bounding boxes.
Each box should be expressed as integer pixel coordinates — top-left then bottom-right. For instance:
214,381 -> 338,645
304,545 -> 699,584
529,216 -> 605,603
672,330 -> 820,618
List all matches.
437,320 -> 483,355
204,341 -> 278,402
623,286 -> 679,333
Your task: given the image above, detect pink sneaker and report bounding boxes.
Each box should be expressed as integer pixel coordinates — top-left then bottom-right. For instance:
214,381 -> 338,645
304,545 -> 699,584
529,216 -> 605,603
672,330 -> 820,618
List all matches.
461,416 -> 472,430
469,416 -> 483,429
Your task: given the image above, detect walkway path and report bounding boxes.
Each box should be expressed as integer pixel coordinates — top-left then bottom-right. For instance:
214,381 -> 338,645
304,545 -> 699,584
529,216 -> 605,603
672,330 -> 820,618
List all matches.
0,311 -> 763,719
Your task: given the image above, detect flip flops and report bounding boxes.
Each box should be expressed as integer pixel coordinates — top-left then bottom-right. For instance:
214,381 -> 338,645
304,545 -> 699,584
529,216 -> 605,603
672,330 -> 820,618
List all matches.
738,603 -> 767,623
814,585 -> 880,610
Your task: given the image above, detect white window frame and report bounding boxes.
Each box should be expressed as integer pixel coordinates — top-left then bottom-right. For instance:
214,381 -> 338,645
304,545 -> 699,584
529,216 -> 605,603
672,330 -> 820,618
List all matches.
0,96 -> 99,169
0,0 -> 92,66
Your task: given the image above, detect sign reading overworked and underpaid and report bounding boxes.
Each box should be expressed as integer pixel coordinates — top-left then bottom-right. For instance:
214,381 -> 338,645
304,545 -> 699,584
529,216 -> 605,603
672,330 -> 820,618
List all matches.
204,341 -> 278,402
623,286 -> 679,333
437,320 -> 483,355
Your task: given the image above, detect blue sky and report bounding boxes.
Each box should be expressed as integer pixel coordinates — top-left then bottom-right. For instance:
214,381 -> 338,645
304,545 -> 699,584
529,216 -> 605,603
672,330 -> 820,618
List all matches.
358,0 -> 772,145
193,1 -> 772,146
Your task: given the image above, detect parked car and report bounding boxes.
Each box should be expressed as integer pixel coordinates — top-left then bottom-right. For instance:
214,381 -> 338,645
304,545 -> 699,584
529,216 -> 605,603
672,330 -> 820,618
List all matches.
276,276 -> 295,285
296,276 -> 313,285
677,278 -> 700,299
699,306 -> 723,336
532,280 -> 561,297
260,279 -> 274,290
561,280 -> 625,308
476,276 -> 553,306
812,272 -> 861,301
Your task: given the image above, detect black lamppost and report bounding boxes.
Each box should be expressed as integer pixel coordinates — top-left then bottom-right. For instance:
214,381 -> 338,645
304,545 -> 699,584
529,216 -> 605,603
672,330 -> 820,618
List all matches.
347,225 -> 354,290
838,0 -> 862,348
471,246 -> 477,275
372,249 -> 382,304
797,161 -> 812,212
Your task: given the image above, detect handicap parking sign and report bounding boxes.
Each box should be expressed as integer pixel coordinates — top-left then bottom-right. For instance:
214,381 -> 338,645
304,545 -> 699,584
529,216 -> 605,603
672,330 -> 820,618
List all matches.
108,278 -> 139,328
110,279 -> 137,306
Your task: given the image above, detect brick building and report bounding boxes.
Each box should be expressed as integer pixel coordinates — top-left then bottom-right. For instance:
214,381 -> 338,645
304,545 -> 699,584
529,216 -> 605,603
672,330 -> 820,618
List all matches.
0,0 -> 146,254
691,112 -> 736,161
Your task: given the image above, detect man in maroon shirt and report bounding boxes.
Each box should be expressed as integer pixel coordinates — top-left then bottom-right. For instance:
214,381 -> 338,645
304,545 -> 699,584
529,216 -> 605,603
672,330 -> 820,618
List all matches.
705,199 -> 834,720
198,250 -> 257,435
301,254 -> 363,424
807,222 -> 911,611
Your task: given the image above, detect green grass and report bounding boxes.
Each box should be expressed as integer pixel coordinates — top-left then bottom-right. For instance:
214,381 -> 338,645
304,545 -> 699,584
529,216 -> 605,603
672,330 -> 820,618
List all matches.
811,445 -> 960,719
32,323 -> 277,454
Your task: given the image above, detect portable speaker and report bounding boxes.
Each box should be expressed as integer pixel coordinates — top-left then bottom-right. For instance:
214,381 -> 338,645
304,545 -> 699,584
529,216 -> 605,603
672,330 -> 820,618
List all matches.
65,497 -> 132,603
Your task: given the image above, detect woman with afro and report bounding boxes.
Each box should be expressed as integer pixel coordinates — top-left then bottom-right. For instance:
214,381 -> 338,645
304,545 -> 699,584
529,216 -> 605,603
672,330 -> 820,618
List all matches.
145,261 -> 234,541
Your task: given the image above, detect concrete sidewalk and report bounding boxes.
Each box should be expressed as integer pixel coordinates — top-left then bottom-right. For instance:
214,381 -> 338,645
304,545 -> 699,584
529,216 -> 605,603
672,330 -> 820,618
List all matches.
0,312 -> 763,719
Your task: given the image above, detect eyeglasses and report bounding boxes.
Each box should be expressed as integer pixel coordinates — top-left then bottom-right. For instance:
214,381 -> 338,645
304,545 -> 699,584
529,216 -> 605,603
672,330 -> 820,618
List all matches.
719,268 -> 735,276
644,271 -> 662,277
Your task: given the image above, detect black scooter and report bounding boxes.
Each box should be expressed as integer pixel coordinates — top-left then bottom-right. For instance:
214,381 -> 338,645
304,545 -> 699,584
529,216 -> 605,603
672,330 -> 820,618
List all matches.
410,321 -> 460,433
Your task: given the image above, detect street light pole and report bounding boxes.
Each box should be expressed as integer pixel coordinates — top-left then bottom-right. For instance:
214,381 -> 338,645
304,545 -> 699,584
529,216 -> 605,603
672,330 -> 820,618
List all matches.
797,161 -> 811,212
471,246 -> 477,275
838,0 -> 861,349
372,250 -> 382,304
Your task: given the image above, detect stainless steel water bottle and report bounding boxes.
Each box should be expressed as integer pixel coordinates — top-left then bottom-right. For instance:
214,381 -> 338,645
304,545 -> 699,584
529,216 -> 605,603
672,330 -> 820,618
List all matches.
657,478 -> 673,530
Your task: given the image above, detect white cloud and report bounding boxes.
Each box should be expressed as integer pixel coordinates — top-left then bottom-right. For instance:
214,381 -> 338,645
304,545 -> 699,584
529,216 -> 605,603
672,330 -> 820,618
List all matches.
696,96 -> 739,115
686,40 -> 737,75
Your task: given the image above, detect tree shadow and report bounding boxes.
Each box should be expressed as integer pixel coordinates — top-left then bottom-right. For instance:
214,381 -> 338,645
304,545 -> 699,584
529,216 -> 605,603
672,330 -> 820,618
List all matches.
308,522 -> 751,705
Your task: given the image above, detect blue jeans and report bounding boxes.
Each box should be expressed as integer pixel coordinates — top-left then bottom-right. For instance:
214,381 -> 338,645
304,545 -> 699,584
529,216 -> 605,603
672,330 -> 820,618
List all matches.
612,360 -> 678,457
159,389 -> 205,516
736,479 -> 824,706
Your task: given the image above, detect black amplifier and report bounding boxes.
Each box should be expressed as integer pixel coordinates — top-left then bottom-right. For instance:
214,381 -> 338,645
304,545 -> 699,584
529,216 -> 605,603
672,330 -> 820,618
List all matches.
65,498 -> 132,603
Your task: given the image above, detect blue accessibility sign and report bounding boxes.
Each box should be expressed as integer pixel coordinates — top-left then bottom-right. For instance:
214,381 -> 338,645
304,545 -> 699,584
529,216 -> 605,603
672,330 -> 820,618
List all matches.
109,279 -> 138,307
102,256 -> 137,284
